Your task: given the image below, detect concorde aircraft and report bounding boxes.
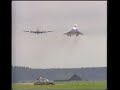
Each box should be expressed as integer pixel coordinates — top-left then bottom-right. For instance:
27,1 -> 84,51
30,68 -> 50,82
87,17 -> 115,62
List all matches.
64,24 -> 83,36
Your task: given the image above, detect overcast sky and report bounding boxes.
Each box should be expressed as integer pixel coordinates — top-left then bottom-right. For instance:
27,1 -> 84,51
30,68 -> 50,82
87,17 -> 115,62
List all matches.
12,1 -> 107,68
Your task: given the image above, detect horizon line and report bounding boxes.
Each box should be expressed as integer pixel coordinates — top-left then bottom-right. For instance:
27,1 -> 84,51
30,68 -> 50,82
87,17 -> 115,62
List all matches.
12,65 -> 107,69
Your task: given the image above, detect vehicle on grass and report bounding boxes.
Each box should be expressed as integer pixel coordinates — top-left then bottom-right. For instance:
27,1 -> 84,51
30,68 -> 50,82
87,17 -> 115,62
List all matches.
33,77 -> 55,85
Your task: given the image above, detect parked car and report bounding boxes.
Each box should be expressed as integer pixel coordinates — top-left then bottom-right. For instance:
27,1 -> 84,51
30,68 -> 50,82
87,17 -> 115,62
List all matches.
33,77 -> 55,85
34,80 -> 55,85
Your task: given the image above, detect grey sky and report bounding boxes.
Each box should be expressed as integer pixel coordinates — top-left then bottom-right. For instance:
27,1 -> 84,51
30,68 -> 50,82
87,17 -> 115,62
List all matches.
12,1 -> 107,68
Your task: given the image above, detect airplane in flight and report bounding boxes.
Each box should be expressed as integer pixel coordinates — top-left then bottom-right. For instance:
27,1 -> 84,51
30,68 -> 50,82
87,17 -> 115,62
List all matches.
24,28 -> 53,34
64,24 -> 83,36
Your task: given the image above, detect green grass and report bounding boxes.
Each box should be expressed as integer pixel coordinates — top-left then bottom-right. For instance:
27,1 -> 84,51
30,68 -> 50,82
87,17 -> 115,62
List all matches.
12,81 -> 107,90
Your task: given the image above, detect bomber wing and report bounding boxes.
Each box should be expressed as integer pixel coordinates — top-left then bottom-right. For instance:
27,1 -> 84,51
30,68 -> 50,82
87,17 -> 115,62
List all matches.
24,31 -> 29,32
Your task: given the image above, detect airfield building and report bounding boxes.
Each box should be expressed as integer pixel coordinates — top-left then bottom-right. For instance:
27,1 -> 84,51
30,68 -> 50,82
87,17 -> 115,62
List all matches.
54,74 -> 82,82
68,74 -> 82,81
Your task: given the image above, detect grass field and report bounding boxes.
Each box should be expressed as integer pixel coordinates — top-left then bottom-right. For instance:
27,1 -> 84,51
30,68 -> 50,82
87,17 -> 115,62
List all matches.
12,81 -> 107,90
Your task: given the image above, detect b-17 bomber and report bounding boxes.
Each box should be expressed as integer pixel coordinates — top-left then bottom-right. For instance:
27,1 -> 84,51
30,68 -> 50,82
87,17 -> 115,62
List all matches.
24,28 -> 53,34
